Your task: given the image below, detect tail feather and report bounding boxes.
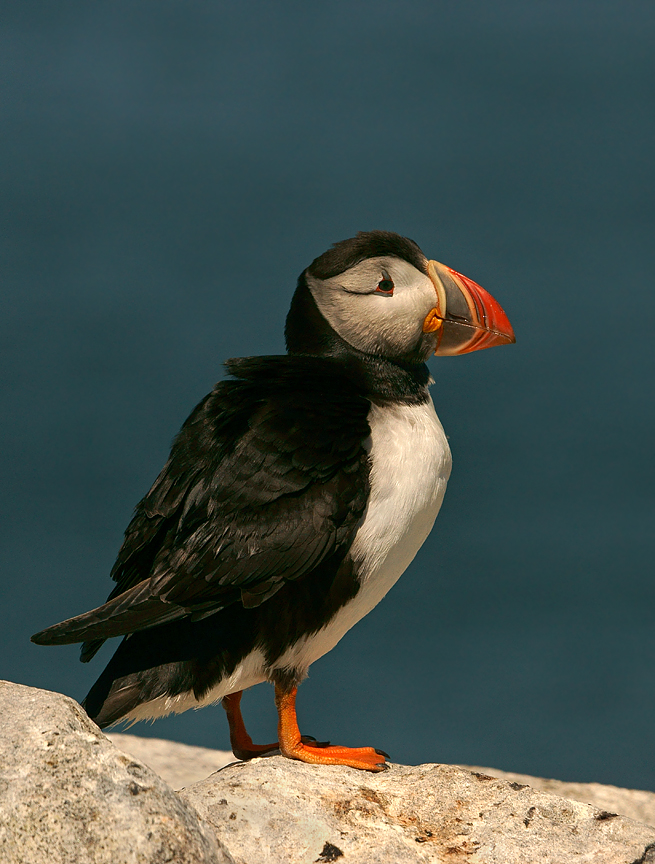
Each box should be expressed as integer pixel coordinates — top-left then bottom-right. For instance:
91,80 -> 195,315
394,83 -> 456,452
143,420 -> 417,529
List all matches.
83,672 -> 147,728
81,625 -> 200,727
80,638 -> 105,663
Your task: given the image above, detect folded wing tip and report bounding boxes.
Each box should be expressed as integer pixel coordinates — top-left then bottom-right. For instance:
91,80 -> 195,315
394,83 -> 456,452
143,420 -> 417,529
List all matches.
31,627 -> 63,646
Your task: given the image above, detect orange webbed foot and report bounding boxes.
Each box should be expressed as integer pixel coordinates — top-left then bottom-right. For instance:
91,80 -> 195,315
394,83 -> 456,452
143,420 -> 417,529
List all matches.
275,684 -> 389,773
223,691 -> 278,761
231,740 -> 279,761
281,740 -> 388,772
231,735 -> 329,761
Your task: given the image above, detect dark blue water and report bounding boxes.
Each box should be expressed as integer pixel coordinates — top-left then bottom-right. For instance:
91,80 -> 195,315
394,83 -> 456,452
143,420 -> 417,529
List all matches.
3,1 -> 655,789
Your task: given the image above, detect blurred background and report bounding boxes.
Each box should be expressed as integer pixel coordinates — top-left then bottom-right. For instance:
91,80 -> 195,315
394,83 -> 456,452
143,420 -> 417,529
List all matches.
3,1 -> 654,789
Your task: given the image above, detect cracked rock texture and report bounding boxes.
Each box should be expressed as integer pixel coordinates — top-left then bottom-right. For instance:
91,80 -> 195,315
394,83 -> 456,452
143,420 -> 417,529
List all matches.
109,732 -> 655,830
108,732 -> 234,790
463,765 -> 655,831
180,757 -> 655,864
0,681 -> 227,864
5,680 -> 655,864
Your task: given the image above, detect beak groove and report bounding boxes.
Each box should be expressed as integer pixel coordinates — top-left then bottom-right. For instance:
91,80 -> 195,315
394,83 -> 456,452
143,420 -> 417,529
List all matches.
426,260 -> 515,356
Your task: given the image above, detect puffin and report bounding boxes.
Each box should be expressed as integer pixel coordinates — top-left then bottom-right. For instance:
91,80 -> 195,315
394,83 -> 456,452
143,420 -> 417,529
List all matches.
32,231 -> 515,772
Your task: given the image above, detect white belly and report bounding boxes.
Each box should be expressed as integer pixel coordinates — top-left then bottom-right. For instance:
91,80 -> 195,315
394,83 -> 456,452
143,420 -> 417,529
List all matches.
274,395 -> 452,675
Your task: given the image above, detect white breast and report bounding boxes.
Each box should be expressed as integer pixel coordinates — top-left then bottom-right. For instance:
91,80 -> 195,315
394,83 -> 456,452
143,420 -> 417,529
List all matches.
274,395 -> 452,675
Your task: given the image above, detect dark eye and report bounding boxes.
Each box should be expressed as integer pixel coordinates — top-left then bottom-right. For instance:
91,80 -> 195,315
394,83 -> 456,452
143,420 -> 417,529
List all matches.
375,270 -> 394,295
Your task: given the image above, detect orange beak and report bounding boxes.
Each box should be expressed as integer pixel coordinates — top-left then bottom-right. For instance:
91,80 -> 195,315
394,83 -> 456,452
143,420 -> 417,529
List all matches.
423,260 -> 516,356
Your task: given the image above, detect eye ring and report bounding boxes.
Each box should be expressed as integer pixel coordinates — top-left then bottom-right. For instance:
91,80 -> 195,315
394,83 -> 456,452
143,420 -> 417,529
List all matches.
374,269 -> 394,296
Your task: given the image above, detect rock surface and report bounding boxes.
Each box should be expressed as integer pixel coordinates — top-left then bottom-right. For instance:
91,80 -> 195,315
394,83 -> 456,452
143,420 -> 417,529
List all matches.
464,764 -> 655,830
109,731 -> 655,831
108,732 -> 234,789
0,681 -> 226,864
4,680 -> 655,864
181,756 -> 655,864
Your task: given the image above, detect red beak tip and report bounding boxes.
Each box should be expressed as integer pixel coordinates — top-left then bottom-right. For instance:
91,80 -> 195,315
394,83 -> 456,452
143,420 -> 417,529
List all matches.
448,266 -> 515,347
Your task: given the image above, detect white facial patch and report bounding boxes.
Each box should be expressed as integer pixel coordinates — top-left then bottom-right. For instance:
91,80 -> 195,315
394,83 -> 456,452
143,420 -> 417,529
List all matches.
306,257 -> 439,358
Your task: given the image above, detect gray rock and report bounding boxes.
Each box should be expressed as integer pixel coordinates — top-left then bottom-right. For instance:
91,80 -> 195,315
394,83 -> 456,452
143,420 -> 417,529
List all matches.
463,764 -> 655,830
0,681 -> 228,864
181,756 -> 655,864
6,682 -> 655,864
108,733 -> 234,790
108,733 -> 655,831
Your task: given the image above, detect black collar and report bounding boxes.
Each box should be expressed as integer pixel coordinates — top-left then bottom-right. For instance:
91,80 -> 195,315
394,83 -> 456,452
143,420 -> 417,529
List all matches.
285,277 -> 430,405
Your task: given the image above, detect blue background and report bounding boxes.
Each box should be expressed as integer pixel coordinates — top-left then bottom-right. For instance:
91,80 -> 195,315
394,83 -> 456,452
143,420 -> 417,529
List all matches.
3,1 -> 655,789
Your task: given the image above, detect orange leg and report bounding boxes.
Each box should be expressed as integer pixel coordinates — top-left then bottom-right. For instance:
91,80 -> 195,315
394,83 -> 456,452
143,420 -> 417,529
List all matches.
222,691 -> 279,760
275,684 -> 388,772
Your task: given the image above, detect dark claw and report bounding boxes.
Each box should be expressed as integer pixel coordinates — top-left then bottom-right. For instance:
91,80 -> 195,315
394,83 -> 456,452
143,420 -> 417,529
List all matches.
301,735 -> 331,748
376,761 -> 390,771
375,748 -> 390,759
232,744 -> 279,761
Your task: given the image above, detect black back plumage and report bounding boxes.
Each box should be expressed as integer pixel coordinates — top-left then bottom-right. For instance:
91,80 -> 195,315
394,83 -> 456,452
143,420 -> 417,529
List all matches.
33,355 -> 373,657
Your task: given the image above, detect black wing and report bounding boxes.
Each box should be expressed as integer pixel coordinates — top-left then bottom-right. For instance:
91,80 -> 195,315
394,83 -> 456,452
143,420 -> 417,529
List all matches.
32,356 -> 371,656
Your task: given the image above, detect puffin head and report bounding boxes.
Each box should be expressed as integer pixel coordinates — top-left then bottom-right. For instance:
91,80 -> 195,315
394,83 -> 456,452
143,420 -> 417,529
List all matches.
285,230 -> 515,364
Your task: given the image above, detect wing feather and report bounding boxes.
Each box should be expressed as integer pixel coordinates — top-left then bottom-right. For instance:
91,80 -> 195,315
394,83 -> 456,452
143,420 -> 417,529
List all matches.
32,356 -> 371,656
